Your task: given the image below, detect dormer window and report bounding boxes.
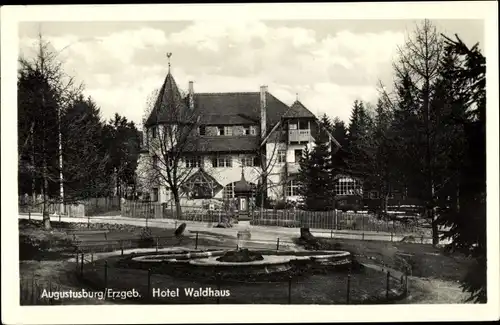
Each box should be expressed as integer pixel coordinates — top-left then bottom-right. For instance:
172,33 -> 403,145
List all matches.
198,126 -> 206,136
151,126 -> 157,138
243,125 -> 257,135
217,126 -> 232,136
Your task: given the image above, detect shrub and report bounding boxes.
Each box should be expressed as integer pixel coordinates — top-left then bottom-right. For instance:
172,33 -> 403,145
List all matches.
138,227 -> 154,248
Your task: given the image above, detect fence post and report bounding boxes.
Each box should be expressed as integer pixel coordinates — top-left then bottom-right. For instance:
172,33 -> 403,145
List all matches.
147,268 -> 152,300
288,276 -> 292,304
346,273 -> 351,304
120,241 -> 124,256
59,213 -> 61,223
195,232 -> 199,250
405,269 -> 409,294
156,237 -> 159,252
75,252 -> 79,270
276,238 -> 280,251
174,221 -> 177,230
362,214 -> 365,239
391,232 -> 393,242
216,272 -> 221,304
330,227 -> 333,238
87,215 -> 90,229
29,210 -> 31,221
31,274 -> 35,304
146,216 -> 148,229
91,252 -> 94,263
104,261 -> 108,293
386,271 -> 390,300
80,253 -> 84,277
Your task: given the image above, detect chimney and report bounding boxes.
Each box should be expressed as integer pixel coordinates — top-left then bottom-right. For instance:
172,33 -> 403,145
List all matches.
260,85 -> 268,138
188,81 -> 194,110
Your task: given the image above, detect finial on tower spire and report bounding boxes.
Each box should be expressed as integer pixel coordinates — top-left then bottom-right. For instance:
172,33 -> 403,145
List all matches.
296,92 -> 299,101
166,52 -> 172,71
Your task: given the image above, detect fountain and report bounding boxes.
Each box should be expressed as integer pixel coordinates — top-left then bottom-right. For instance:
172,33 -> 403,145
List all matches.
128,247 -> 352,279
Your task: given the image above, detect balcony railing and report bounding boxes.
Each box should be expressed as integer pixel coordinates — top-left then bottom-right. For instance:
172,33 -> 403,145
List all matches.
287,162 -> 300,174
288,129 -> 311,143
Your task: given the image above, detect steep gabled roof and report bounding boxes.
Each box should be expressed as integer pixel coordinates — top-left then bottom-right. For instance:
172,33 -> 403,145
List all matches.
192,92 -> 290,129
284,100 -> 316,118
145,71 -> 189,127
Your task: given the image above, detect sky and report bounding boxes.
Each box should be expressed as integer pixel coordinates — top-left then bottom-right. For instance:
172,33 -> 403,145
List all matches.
18,19 -> 484,127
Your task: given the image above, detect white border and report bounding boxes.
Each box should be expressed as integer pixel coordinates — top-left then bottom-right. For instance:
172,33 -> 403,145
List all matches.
1,2 -> 499,324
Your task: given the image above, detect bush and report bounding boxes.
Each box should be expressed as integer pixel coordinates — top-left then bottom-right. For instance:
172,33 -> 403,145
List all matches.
138,227 -> 154,248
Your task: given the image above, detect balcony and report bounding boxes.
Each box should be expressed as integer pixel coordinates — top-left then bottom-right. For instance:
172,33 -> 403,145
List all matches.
288,129 -> 311,144
287,162 -> 300,174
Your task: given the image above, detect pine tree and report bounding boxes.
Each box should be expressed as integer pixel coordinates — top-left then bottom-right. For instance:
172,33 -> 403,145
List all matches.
297,119 -> 336,211
436,34 -> 486,303
61,95 -> 113,201
347,100 -> 372,176
332,117 -> 349,148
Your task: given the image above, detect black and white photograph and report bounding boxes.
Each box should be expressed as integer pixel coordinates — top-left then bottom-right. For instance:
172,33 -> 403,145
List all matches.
1,2 -> 499,324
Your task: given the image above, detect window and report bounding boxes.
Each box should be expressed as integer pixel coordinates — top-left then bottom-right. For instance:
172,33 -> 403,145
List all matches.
370,191 -> 379,199
185,156 -> 202,168
278,150 -> 286,163
152,188 -> 159,202
250,126 -> 257,135
198,126 -> 206,136
243,126 -> 250,135
241,156 -> 258,167
286,180 -> 300,197
223,183 -> 235,200
335,177 -> 363,196
294,149 -> 303,163
152,155 -> 159,169
289,123 -> 297,130
216,126 -> 233,136
212,156 -> 232,167
151,126 -> 157,138
299,121 -> 309,130
184,178 -> 213,199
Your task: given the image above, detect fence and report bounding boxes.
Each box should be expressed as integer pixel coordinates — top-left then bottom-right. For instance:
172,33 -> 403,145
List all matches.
84,197 -> 120,216
18,196 -> 122,218
121,201 -> 230,224
18,201 -> 85,218
252,209 -> 422,235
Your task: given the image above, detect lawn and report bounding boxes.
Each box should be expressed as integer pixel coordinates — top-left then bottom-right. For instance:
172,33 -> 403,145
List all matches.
295,235 -> 472,282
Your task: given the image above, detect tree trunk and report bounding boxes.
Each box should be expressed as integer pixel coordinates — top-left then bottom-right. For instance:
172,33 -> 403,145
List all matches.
172,188 -> 182,219
431,182 -> 439,246
42,163 -> 51,230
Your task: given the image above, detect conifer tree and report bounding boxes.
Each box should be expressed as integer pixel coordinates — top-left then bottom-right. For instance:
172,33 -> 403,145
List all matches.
297,119 -> 336,211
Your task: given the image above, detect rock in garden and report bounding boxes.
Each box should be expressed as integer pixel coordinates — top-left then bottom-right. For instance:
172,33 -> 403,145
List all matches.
300,227 -> 314,240
175,223 -> 187,237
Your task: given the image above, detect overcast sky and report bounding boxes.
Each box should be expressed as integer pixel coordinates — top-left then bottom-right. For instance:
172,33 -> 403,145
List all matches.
19,19 -> 484,127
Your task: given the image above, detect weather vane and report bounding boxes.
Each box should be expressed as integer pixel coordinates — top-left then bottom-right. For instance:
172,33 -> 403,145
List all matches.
167,52 -> 172,70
